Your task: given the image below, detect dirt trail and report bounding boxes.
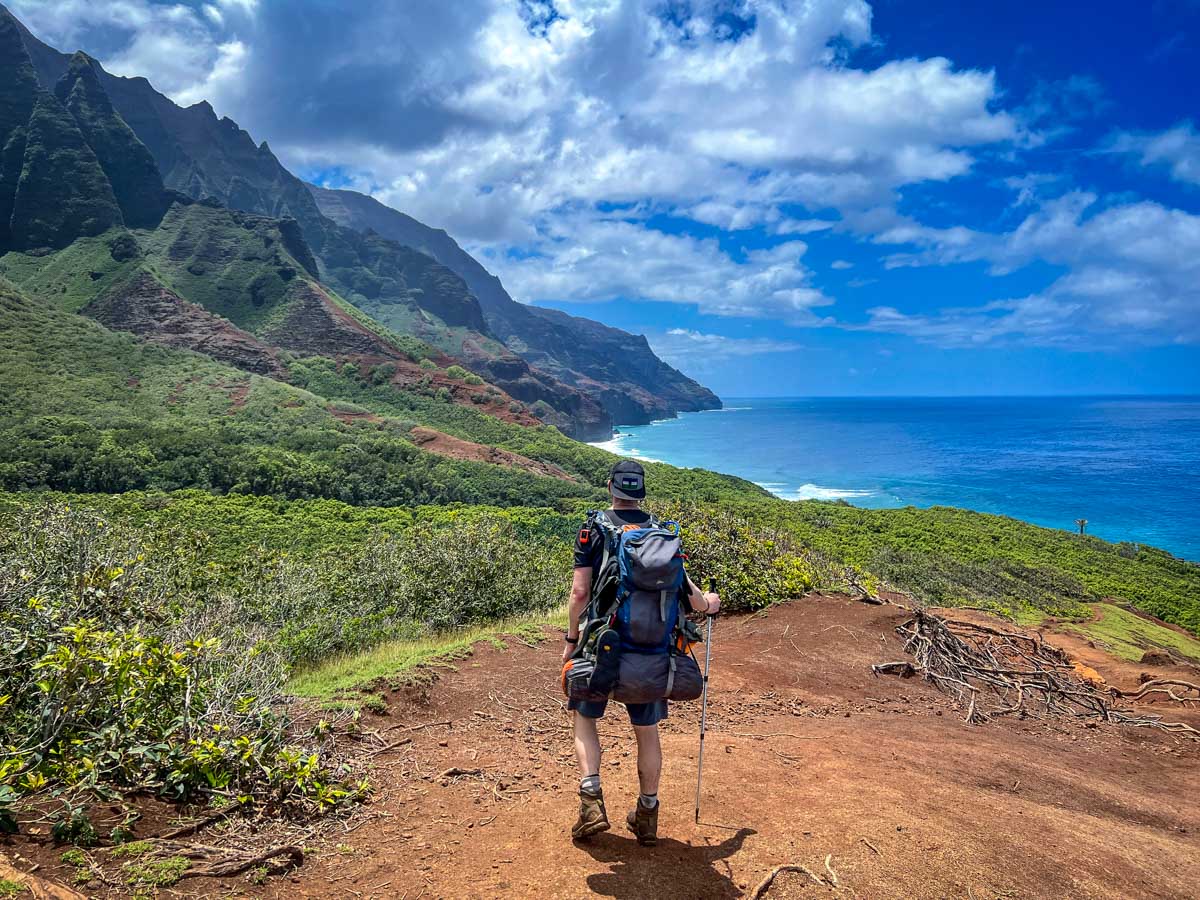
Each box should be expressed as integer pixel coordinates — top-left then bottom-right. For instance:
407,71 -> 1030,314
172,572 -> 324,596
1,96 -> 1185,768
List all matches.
266,595 -> 1199,899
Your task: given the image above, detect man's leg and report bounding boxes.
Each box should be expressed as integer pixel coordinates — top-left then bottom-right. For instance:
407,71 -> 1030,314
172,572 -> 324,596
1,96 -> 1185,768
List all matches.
626,701 -> 666,846
573,710 -> 602,779
568,703 -> 610,840
632,723 -> 662,796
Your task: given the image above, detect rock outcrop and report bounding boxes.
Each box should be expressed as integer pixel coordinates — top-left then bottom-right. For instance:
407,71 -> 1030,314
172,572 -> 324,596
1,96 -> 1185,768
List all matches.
0,14 -> 121,251
84,271 -> 286,378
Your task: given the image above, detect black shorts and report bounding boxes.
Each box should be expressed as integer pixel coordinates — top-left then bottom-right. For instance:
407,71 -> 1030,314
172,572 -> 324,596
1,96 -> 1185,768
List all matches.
569,697 -> 668,726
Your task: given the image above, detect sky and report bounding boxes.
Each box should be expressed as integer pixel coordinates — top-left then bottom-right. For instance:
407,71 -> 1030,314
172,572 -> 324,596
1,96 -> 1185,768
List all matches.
12,0 -> 1200,397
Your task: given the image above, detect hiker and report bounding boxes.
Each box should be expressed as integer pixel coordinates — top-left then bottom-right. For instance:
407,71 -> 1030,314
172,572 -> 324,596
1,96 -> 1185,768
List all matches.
562,459 -> 720,846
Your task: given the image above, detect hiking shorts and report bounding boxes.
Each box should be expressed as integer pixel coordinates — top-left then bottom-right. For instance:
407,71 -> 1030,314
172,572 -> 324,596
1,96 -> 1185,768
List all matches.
569,697 -> 668,727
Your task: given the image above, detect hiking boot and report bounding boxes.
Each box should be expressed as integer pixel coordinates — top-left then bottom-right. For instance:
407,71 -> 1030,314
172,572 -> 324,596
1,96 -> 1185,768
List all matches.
625,798 -> 659,846
571,789 -> 610,841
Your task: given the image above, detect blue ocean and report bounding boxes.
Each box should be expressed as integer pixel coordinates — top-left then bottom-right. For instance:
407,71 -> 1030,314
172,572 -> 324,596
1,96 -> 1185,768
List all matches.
592,397 -> 1200,561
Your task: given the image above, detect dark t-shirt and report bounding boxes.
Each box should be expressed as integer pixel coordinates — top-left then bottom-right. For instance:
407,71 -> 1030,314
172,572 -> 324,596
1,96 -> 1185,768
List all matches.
573,508 -> 652,579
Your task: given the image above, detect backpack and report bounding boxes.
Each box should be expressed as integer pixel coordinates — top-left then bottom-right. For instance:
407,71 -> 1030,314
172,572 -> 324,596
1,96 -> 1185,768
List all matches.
561,511 -> 704,704
597,511 -> 685,652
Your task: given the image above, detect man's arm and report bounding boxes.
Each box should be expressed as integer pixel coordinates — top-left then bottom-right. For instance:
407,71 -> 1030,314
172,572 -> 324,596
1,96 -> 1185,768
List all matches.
684,574 -> 720,615
563,566 -> 592,662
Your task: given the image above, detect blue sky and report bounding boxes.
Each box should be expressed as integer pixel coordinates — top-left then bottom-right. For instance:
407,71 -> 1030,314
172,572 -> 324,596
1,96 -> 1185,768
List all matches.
15,0 -> 1200,397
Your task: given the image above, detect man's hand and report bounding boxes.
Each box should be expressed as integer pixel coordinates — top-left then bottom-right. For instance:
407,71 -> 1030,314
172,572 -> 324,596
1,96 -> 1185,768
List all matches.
703,591 -> 721,616
562,638 -> 577,663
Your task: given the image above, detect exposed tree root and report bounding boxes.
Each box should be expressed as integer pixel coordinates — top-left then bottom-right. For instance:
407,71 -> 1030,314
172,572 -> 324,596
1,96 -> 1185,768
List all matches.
1112,679 -> 1200,706
750,863 -> 828,897
876,609 -> 1200,738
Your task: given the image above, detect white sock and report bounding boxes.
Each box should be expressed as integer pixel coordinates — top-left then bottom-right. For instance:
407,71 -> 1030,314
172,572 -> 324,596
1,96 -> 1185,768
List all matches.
581,774 -> 601,795
639,792 -> 658,808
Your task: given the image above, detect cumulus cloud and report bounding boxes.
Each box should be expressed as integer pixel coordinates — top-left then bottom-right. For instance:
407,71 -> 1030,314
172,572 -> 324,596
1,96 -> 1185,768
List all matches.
860,192 -> 1200,347
1110,121 -> 1200,186
15,0 -> 1193,353
12,0 -> 1020,323
647,328 -> 803,372
478,216 -> 834,322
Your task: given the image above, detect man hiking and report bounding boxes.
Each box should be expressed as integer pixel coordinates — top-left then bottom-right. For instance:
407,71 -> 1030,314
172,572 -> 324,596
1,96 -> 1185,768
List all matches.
563,459 -> 720,845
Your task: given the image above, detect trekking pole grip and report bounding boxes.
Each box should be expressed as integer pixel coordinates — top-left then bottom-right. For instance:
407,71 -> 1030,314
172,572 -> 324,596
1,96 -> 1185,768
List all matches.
705,577 -> 717,617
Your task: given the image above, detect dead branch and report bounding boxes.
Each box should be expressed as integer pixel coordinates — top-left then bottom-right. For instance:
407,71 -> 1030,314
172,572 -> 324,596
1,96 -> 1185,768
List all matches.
381,719 -> 452,734
1112,679 -> 1200,705
874,609 -> 1200,738
179,844 -> 303,879
751,863 -> 827,897
159,801 -> 244,840
824,854 -> 839,886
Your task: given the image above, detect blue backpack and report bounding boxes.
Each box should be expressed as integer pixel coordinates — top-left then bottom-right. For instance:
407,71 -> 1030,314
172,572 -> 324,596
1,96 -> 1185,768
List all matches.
591,511 -> 686,653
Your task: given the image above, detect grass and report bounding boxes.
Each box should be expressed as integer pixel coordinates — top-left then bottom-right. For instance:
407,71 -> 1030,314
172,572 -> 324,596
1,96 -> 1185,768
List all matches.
1063,603 -> 1200,664
0,880 -> 24,897
123,855 -> 190,888
287,610 -> 567,699
0,230 -> 139,312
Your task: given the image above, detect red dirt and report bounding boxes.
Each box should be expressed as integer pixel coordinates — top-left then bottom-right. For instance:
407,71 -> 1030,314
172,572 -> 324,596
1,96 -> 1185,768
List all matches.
408,426 -> 577,481
283,597 -> 1199,899
9,596 -> 1199,899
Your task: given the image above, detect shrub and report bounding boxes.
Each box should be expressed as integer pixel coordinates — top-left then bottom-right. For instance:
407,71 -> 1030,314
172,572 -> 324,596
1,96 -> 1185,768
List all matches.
0,506 -> 362,836
647,502 -> 834,611
444,365 -> 471,381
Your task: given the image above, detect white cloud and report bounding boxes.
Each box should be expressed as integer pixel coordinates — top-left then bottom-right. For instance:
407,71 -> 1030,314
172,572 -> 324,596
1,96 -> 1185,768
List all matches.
830,259 -> 854,269
20,0 -> 1193,353
647,328 -> 803,372
859,192 -> 1200,347
478,216 -> 834,322
1110,121 -> 1200,187
8,0 -> 253,101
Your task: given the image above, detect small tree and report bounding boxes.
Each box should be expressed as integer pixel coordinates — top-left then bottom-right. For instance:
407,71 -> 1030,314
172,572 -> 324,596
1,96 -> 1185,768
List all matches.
1075,518 -> 1088,536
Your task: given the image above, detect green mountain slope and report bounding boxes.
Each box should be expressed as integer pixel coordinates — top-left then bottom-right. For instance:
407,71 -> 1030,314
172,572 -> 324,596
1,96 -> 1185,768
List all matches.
310,183 -> 722,425
0,277 -> 594,507
4,12 -> 612,439
6,6 -> 716,438
54,52 -> 172,229
0,13 -> 121,251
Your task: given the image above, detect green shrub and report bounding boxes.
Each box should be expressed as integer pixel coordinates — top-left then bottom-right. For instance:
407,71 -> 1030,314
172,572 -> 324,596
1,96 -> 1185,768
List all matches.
0,506 -> 363,835
444,365 -> 471,381
648,502 -> 835,611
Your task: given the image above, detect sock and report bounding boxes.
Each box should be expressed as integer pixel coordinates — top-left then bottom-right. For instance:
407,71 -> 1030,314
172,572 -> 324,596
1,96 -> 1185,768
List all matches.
580,774 -> 601,795
639,792 -> 658,809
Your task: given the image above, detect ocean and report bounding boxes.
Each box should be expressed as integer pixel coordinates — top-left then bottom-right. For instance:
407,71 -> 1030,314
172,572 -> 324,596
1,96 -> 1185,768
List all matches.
591,396 -> 1200,561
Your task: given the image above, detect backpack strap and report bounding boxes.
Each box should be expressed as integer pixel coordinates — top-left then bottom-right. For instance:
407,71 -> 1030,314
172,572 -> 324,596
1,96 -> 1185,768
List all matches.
589,511 -> 622,608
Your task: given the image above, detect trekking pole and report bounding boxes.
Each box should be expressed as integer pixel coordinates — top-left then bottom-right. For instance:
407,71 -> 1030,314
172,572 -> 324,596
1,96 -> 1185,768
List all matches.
694,577 -> 716,824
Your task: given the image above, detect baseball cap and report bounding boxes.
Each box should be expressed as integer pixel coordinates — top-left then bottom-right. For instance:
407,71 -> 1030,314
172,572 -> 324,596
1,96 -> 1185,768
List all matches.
609,459 -> 646,500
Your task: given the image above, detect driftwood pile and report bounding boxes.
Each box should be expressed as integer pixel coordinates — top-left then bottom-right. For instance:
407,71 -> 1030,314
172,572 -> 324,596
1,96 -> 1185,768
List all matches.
873,609 -> 1199,737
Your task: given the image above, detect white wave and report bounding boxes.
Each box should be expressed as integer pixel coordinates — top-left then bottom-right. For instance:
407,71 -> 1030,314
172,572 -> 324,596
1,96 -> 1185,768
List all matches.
586,435 -> 665,463
702,406 -> 750,412
587,436 -> 630,454
788,483 -> 875,501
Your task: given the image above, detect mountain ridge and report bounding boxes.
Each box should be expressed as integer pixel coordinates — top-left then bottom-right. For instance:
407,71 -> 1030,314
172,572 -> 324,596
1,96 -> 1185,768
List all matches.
309,183 -> 722,426
5,4 -> 716,435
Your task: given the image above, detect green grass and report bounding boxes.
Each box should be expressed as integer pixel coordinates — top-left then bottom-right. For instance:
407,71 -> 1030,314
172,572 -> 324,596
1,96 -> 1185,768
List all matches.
0,879 -> 25,897
123,855 -> 189,888
287,610 -> 567,699
1062,603 -> 1200,664
0,230 -> 140,311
